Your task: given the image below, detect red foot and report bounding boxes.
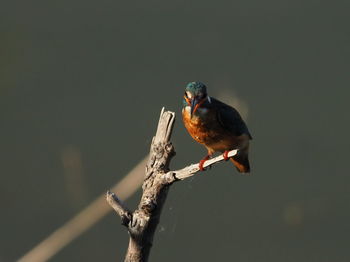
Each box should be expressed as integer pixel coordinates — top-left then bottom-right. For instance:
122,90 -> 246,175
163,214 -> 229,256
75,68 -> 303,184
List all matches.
199,155 -> 210,171
223,151 -> 230,161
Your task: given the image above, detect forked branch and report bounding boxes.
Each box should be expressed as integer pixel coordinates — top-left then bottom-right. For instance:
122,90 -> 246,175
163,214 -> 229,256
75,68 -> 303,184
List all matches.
106,107 -> 237,262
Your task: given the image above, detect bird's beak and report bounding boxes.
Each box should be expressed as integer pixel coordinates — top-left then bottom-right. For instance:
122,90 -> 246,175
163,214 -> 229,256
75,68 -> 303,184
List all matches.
190,98 -> 199,118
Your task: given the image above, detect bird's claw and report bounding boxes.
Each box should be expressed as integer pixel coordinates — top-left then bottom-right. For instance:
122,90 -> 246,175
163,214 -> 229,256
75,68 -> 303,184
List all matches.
199,155 -> 210,171
223,151 -> 230,161
199,159 -> 207,171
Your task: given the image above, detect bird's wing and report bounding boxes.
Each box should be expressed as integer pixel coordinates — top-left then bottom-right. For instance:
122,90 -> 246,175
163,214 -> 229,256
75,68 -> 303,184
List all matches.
212,98 -> 252,139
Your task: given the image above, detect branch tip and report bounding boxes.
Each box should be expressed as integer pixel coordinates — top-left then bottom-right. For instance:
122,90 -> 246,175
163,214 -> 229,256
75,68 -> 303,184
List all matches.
106,190 -> 131,226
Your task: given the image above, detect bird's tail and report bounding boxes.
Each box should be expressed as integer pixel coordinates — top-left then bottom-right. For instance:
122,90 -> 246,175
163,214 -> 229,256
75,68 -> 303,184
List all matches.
230,152 -> 250,174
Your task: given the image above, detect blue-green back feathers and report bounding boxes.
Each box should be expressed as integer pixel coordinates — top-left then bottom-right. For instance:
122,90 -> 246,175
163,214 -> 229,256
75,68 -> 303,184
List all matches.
211,97 -> 252,139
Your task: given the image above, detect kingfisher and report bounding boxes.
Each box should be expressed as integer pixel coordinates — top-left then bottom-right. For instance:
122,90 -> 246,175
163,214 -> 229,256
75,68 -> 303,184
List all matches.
182,81 -> 252,173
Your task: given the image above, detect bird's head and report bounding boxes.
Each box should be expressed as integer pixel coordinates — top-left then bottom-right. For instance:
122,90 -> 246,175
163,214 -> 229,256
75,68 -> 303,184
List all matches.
183,81 -> 209,117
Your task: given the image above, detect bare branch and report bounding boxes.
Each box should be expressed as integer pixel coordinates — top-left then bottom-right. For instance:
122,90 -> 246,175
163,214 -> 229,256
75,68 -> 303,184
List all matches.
164,149 -> 238,183
107,108 -> 240,262
108,108 -> 176,262
106,191 -> 131,226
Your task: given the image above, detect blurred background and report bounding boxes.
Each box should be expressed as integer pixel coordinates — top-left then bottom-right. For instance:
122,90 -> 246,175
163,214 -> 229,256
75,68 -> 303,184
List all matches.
1,0 -> 349,261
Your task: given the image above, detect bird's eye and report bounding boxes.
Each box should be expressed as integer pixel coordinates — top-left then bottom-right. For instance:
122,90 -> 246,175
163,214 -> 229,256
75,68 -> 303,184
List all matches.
185,91 -> 192,99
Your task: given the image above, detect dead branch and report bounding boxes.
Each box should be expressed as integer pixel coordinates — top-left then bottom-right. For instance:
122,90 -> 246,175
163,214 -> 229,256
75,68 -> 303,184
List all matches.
106,107 -> 238,262
164,149 -> 237,182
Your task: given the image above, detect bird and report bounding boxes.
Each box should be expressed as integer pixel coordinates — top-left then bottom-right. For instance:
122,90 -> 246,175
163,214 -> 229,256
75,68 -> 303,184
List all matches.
182,81 -> 252,173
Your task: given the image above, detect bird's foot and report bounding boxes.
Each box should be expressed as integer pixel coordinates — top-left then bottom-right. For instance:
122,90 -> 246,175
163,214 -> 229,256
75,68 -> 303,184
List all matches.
223,151 -> 230,161
199,155 -> 210,171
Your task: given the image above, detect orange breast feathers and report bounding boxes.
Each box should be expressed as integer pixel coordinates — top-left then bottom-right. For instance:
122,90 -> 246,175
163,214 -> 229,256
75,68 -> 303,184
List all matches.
182,106 -> 250,155
182,107 -> 209,145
